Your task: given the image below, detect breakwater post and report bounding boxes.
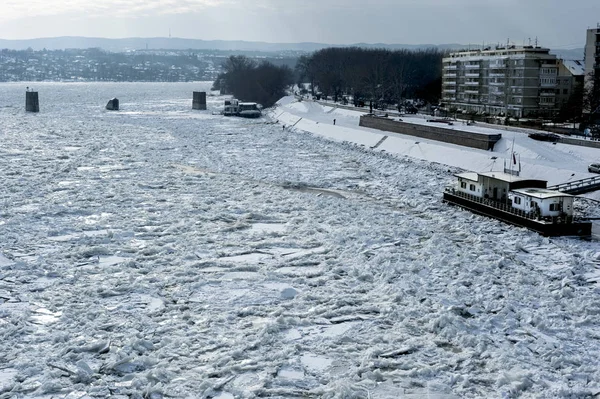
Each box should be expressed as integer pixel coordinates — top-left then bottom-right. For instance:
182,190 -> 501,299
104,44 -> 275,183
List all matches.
106,98 -> 119,110
26,91 -> 39,112
193,91 -> 207,110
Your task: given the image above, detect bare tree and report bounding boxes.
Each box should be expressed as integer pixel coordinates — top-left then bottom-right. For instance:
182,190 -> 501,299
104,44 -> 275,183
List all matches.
300,47 -> 443,106
217,56 -> 293,107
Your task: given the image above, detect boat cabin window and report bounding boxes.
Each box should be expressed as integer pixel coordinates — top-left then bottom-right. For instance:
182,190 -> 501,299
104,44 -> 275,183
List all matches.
514,197 -> 522,205
469,184 -> 476,191
460,182 -> 467,189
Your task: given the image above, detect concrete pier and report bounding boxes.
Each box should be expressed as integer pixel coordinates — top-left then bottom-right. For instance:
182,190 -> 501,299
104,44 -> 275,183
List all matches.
26,91 -> 39,112
193,91 -> 207,110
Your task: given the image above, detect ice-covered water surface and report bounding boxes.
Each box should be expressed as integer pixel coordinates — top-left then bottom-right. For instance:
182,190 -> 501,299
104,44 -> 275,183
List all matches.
1,83 -> 599,398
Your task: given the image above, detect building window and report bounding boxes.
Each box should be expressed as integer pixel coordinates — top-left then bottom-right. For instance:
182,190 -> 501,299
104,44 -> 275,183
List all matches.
461,182 -> 467,189
469,184 -> 476,191
514,197 -> 522,205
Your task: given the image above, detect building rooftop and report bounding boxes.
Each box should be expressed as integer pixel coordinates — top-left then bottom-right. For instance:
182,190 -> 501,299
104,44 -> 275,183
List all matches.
561,59 -> 585,76
445,45 -> 553,60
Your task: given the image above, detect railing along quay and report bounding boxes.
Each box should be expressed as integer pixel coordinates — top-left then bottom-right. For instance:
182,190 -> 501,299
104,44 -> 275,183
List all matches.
548,176 -> 600,195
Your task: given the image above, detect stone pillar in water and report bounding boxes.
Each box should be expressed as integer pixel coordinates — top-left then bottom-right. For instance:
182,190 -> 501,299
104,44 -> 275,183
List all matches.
26,91 -> 39,112
193,91 -> 207,110
106,98 -> 119,110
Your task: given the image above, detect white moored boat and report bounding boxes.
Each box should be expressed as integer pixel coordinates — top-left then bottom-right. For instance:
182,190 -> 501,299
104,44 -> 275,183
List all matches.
443,171 -> 592,237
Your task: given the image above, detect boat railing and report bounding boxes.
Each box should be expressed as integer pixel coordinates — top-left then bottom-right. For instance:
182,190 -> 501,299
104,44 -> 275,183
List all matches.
444,187 -> 580,224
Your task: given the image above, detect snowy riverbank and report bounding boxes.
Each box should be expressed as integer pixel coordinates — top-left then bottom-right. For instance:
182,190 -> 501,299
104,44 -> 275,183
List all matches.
270,97 -> 600,193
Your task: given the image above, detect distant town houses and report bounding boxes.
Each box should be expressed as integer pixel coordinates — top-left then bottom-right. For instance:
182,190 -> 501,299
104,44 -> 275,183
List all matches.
0,48 -> 296,83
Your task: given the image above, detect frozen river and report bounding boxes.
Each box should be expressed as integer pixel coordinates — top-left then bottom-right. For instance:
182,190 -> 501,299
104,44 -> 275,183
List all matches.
1,83 -> 599,398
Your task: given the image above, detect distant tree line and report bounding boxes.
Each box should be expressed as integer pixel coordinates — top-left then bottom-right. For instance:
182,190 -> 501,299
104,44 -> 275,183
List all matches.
295,47 -> 444,105
212,56 -> 294,108
585,71 -> 600,116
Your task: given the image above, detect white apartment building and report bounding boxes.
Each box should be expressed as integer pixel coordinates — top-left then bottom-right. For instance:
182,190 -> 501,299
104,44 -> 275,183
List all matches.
442,46 -> 559,118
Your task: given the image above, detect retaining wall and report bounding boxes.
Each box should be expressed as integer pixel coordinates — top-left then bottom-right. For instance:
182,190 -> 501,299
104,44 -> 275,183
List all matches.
359,115 -> 501,151
558,137 -> 600,149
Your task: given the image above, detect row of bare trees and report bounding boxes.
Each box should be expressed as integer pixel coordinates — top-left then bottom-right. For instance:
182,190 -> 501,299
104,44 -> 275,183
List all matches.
295,47 -> 444,106
558,72 -> 600,127
212,56 -> 294,108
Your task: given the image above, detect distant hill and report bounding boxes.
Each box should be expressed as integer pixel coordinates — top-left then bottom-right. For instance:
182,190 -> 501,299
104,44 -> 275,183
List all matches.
0,36 -> 584,59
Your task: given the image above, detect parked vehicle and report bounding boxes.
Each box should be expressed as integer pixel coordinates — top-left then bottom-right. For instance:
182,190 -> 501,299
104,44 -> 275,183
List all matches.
588,163 -> 600,173
528,132 -> 560,142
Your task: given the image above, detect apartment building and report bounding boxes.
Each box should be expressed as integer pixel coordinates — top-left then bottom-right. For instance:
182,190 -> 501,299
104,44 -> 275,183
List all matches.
442,46 -> 559,118
556,59 -> 585,107
583,25 -> 600,115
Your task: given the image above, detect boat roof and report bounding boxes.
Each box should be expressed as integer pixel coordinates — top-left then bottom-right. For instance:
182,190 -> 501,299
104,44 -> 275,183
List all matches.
456,171 -> 548,184
478,171 -> 539,183
455,172 -> 479,182
511,187 -> 573,199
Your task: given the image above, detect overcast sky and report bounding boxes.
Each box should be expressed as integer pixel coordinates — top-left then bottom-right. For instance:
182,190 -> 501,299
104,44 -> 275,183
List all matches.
0,0 -> 597,48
